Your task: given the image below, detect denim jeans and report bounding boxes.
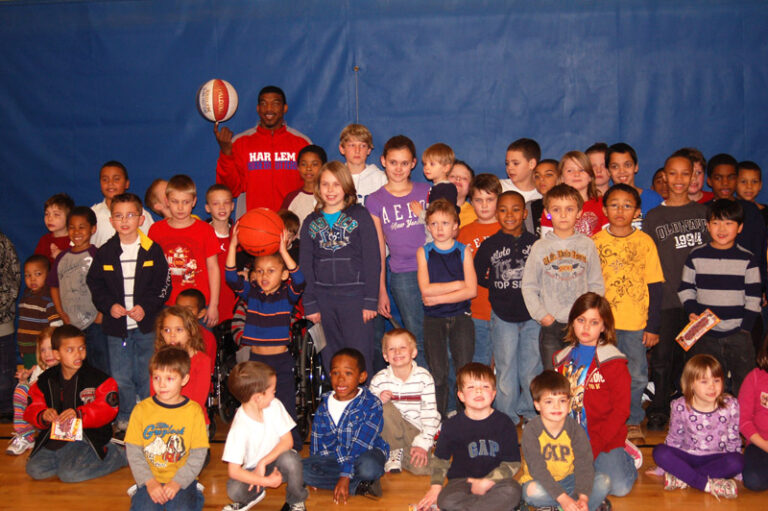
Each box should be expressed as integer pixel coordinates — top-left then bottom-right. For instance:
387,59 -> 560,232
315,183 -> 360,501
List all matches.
539,321 -> 567,370
131,480 -> 204,511
472,317 -> 491,365
26,441 -> 127,482
423,314 -> 475,417
523,472 -> 611,511
491,313 -> 541,423
302,449 -> 386,494
228,450 -> 308,504
615,329 -> 647,425
743,443 -> 768,491
0,333 -> 15,413
108,328 -> 155,423
85,322 -> 110,376
389,271 -> 427,368
594,446 -> 637,496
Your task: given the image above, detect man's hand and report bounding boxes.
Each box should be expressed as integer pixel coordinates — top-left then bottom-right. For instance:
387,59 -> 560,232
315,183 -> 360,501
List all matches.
333,476 -> 350,504
409,446 -> 428,467
214,122 -> 234,156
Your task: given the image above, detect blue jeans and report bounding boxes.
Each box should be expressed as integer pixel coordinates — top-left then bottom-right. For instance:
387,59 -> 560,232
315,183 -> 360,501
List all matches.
228,450 -> 308,504
389,271 -> 427,368
523,473 -> 611,511
108,328 -> 155,423
131,480 -> 204,511
0,333 -> 15,413
491,313 -> 541,423
594,446 -> 637,497
302,450 -> 385,494
26,441 -> 127,482
85,322 -> 110,376
616,329 -> 647,425
472,317 -> 491,365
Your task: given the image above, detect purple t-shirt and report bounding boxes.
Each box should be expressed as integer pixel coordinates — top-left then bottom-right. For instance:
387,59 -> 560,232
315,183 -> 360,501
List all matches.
366,182 -> 429,273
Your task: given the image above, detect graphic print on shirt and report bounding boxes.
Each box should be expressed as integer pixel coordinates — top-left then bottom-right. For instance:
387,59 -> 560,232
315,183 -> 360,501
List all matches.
143,423 -> 187,468
248,151 -> 299,171
651,219 -> 707,250
761,391 -> 768,409
575,212 -> 600,236
380,201 -> 426,232
542,249 -> 587,282
166,244 -> 200,285
562,361 -> 588,429
491,245 -> 530,290
307,213 -> 359,252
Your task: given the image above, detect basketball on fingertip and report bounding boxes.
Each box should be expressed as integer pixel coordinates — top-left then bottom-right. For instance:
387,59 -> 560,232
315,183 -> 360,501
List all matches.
196,79 -> 238,122
237,208 -> 284,256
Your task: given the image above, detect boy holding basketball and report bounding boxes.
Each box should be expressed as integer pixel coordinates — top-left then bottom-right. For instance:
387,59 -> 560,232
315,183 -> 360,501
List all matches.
225,222 -> 305,448
148,174 -> 221,327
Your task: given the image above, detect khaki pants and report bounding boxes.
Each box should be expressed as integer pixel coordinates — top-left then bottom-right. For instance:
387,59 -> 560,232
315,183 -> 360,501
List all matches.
382,401 -> 433,475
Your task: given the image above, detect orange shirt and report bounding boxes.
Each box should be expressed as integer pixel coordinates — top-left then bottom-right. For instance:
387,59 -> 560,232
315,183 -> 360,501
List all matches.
457,221 -> 500,321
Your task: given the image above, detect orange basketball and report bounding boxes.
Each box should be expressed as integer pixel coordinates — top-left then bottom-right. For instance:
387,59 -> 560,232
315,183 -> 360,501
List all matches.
237,208 -> 284,256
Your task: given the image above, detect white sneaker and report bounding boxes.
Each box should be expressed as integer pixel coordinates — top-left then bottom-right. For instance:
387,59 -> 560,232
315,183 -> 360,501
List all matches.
385,448 -> 403,473
222,489 -> 266,510
624,439 -> 643,470
6,434 -> 34,455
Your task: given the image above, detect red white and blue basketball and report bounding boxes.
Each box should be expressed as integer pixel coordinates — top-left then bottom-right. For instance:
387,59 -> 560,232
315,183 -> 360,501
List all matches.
196,78 -> 238,122
237,208 -> 284,256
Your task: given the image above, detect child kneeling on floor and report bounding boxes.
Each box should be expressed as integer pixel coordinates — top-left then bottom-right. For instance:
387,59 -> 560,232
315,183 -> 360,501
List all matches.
221,361 -> 308,511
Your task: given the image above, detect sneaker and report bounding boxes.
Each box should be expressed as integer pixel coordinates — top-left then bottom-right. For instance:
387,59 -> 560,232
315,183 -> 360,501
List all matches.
222,489 -> 266,510
642,382 -> 655,404
6,434 -> 34,455
624,439 -> 643,470
596,498 -> 612,511
663,472 -> 688,490
385,448 -> 403,473
280,503 -> 307,511
355,479 -> 382,499
626,424 -> 644,441
707,477 -> 737,500
110,429 -> 126,446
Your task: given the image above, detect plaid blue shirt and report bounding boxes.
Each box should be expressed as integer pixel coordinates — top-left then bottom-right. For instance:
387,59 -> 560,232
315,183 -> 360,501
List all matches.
310,387 -> 389,477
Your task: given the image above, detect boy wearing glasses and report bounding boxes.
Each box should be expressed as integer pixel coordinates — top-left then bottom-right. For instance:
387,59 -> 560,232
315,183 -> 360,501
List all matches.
592,184 -> 663,442
87,192 -> 171,434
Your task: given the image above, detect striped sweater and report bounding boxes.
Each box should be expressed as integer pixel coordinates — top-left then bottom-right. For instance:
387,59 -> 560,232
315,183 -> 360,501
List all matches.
678,243 -> 761,336
17,287 -> 62,363
225,268 -> 304,347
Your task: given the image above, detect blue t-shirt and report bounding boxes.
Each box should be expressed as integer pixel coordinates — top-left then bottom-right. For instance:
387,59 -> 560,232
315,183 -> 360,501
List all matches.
423,240 -> 470,317
322,210 -> 342,226
563,343 -> 595,435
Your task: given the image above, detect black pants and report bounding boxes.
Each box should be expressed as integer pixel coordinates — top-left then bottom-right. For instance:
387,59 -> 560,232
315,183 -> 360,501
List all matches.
646,308 -> 687,420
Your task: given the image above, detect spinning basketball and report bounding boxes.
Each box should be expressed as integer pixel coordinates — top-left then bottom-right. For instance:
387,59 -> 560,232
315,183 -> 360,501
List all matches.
237,208 -> 284,256
196,78 -> 238,122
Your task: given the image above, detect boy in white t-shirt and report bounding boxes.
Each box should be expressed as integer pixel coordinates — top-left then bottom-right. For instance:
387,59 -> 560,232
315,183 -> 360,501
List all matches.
339,124 -> 387,206
221,361 -> 308,511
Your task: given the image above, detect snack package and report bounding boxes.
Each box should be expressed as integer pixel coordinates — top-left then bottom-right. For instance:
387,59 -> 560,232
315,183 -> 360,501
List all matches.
676,309 -> 720,351
50,417 -> 83,441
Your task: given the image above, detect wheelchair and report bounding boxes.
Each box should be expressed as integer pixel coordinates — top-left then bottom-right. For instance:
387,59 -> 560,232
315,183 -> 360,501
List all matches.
207,319 -> 241,438
289,317 -> 329,441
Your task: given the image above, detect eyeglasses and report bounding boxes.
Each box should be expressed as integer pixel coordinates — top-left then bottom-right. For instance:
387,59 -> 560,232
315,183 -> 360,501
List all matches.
606,204 -> 635,211
112,213 -> 140,221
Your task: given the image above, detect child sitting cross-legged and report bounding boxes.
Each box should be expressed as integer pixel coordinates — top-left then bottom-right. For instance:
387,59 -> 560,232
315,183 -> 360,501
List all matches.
369,328 -> 440,475
417,362 -> 522,511
520,370 -> 611,511
302,348 -> 389,503
221,361 -> 308,511
125,346 -> 209,510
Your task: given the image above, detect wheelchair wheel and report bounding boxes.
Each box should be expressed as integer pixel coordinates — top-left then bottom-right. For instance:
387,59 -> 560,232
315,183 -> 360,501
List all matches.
292,320 -> 328,440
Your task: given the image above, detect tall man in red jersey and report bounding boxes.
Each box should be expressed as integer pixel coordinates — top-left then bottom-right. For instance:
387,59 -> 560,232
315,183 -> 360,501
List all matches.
214,86 -> 311,214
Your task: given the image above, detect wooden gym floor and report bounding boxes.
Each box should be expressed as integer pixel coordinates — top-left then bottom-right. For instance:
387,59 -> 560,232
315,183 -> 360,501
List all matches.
0,418 -> 764,510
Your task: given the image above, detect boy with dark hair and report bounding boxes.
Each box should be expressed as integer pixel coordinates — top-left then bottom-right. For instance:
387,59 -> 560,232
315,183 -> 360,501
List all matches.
501,138 -> 541,202
593,184 -> 663,441
175,289 -> 217,375
678,199 -> 761,396
736,160 -> 768,226
339,124 -> 387,206
303,348 -> 388,502
215,85 -> 311,213
642,150 -> 710,431
148,174 -> 221,326
48,206 -> 109,374
417,362 -> 522,511
682,148 -> 711,203
281,144 -> 327,228
226,227 -> 305,448
25,325 -> 126,482
520,371 -> 610,511
87,192 -> 171,433
526,159 -> 559,238
605,142 -> 663,218
222,361 -> 307,511
35,193 -> 75,263
18,255 -> 63,367
457,173 -> 502,367
585,143 -> 610,196
474,191 -> 540,425
91,161 -> 154,247
522,184 -> 605,370
126,346 -> 209,510
205,183 -> 237,324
